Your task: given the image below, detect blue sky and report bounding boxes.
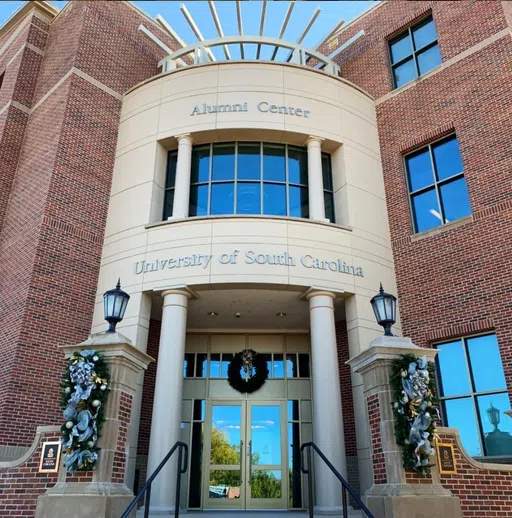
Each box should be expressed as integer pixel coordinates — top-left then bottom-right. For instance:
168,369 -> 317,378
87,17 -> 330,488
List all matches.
0,1 -> 376,59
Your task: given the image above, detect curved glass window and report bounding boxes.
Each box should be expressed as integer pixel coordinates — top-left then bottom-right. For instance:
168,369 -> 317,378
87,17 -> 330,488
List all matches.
163,142 -> 334,222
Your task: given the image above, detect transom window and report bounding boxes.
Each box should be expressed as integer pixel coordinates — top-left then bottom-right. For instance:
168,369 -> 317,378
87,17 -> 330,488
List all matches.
435,334 -> 512,458
163,142 -> 334,222
183,352 -> 310,379
405,134 -> 471,233
389,15 -> 441,89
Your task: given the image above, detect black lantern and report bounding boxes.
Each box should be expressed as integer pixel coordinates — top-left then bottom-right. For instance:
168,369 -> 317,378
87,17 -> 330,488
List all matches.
103,279 -> 130,333
486,403 -> 500,432
370,283 -> 397,336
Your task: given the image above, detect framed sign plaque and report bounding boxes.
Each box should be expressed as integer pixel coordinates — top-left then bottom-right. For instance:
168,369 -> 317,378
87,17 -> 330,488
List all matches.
437,443 -> 457,475
38,441 -> 61,473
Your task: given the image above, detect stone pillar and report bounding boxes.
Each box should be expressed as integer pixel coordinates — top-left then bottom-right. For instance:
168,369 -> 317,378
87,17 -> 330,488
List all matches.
145,289 -> 190,515
306,136 -> 327,221
36,332 -> 153,518
307,290 -> 346,515
171,133 -> 193,219
347,336 -> 462,518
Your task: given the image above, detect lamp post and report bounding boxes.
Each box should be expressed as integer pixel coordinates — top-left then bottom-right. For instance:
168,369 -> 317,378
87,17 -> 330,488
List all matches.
103,279 -> 130,333
486,403 -> 501,432
370,283 -> 397,336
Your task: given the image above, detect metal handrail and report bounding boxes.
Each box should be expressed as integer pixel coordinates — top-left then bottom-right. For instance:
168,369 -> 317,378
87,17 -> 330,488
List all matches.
300,442 -> 375,518
121,441 -> 188,518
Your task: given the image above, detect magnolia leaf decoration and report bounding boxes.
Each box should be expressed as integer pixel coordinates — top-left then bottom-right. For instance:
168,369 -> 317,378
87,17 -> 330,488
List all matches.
60,349 -> 110,473
390,354 -> 440,477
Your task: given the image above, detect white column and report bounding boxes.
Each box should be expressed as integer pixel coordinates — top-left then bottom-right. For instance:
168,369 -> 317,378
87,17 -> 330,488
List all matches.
306,136 -> 327,221
145,289 -> 190,514
308,290 -> 347,515
171,133 -> 193,219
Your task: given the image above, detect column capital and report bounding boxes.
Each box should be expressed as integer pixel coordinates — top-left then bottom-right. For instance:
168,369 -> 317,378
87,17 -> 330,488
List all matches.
175,133 -> 194,145
305,135 -> 324,147
160,285 -> 199,300
300,286 -> 342,301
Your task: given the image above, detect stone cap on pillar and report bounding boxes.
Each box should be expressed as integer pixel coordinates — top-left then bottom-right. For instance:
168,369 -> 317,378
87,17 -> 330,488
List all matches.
347,335 -> 438,376
60,331 -> 154,374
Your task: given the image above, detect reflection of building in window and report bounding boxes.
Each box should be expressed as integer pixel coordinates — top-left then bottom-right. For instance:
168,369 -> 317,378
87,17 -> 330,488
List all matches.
484,403 -> 512,457
435,334 -> 512,458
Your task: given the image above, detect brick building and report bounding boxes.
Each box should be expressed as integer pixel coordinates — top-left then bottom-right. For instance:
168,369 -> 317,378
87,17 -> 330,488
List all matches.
0,1 -> 510,517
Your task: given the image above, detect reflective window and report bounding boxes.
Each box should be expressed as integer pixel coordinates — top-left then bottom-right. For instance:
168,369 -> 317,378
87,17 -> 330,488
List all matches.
389,15 -> 441,89
163,151 -> 177,219
163,142 -> 335,221
436,334 -> 512,457
405,135 -> 470,233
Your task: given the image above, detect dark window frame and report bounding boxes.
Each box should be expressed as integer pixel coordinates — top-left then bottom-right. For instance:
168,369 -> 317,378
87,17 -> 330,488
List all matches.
434,333 -> 510,458
404,134 -> 469,233
163,142 -> 335,222
388,14 -> 440,89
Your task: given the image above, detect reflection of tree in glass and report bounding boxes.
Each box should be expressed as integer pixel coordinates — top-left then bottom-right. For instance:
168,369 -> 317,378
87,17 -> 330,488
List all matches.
211,428 -> 240,465
210,428 -> 241,487
251,471 -> 281,498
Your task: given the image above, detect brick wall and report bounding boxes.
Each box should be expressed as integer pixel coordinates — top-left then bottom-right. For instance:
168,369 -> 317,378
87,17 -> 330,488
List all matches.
439,428 -> 512,518
0,428 -> 60,518
0,10 -> 47,234
336,321 -> 359,493
330,2 -> 512,400
0,1 -> 181,448
366,394 -> 386,485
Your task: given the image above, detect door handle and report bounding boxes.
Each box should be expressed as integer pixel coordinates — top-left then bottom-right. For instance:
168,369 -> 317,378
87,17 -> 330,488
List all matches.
240,440 -> 243,484
248,440 -> 252,485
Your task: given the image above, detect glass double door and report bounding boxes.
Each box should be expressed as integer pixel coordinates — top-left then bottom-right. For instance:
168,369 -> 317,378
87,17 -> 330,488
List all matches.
203,400 -> 287,510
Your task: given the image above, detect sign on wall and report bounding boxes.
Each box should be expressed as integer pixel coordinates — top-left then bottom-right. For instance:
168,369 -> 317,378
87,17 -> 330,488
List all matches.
39,441 -> 62,473
190,101 -> 311,118
437,443 -> 457,475
134,249 -> 364,277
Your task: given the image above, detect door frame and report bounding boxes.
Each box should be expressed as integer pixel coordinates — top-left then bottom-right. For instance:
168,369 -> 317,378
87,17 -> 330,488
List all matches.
202,399 -> 288,510
245,399 -> 288,510
202,399 -> 246,510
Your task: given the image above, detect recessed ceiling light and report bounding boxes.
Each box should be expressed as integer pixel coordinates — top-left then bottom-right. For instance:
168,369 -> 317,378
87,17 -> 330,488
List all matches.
276,312 -> 287,317
208,311 -> 218,316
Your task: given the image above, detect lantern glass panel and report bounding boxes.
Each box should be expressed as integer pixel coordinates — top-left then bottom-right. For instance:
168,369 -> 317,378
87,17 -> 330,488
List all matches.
120,296 -> 129,319
105,294 -> 115,318
384,296 -> 395,321
374,297 -> 385,323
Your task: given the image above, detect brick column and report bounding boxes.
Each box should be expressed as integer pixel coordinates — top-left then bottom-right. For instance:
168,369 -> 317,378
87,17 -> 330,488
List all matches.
347,336 -> 462,518
35,332 -> 153,518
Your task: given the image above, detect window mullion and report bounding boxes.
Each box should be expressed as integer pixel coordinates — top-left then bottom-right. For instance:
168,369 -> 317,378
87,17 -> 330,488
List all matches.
207,143 -> 213,215
461,337 -> 486,457
260,142 -> 264,215
234,142 -> 238,214
285,144 -> 290,216
428,144 -> 444,224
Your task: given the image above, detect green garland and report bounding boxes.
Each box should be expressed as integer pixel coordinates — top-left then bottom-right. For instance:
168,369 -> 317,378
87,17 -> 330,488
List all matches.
60,349 -> 110,472
390,354 -> 439,477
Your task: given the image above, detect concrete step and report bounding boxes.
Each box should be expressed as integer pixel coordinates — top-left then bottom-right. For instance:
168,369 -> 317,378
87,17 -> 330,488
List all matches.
186,511 -> 362,517
140,508 -> 363,517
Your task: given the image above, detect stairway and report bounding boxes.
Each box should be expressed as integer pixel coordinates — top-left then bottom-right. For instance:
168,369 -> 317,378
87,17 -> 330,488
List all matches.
186,510 -> 362,517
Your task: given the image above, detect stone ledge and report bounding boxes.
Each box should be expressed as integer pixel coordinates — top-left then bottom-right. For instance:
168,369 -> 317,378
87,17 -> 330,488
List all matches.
440,427 -> 512,472
0,425 -> 60,469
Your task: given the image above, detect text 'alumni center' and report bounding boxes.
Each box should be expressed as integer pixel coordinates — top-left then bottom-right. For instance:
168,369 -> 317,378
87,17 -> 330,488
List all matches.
0,1 -> 511,518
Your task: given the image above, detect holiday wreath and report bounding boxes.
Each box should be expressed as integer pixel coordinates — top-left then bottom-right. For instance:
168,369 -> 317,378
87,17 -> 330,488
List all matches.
390,354 -> 439,477
228,349 -> 269,394
60,349 -> 110,473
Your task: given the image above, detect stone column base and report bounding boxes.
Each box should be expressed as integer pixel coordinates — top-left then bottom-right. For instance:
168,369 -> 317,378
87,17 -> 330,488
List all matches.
364,484 -> 462,518
314,505 -> 361,516
35,482 -> 135,518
